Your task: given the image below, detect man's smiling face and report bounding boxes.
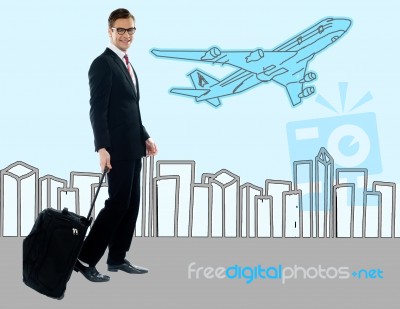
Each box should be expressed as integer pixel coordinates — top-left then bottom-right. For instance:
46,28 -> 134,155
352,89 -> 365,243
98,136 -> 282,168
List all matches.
108,17 -> 135,52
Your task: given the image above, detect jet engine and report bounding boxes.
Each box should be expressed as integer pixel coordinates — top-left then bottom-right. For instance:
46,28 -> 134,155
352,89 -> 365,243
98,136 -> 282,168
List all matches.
300,72 -> 317,83
245,49 -> 264,63
201,47 -> 221,60
298,86 -> 315,98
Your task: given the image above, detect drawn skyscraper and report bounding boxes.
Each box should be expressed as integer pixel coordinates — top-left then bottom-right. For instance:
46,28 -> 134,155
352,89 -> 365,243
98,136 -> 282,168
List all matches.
57,186 -> 80,213
265,180 -> 292,237
156,160 -> 195,237
69,172 -> 103,218
240,183 -> 263,237
255,195 -> 273,237
0,162 -> 39,236
293,160 -> 314,237
38,175 -> 67,211
373,181 -> 396,237
333,183 -> 355,237
336,168 -> 368,237
137,156 -> 155,237
207,170 -> 240,237
153,175 -> 179,236
315,148 -> 334,238
363,190 -> 382,237
283,190 -> 302,237
190,183 -> 212,237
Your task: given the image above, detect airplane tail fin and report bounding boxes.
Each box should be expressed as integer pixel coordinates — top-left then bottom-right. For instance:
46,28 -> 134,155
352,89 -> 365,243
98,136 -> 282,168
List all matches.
188,69 -> 220,89
170,69 -> 222,108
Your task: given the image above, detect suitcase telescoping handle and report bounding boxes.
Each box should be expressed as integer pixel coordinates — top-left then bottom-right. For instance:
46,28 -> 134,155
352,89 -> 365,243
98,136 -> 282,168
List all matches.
86,167 -> 109,223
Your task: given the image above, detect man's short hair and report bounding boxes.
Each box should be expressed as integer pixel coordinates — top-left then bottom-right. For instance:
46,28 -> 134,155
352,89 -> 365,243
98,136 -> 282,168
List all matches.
108,8 -> 135,28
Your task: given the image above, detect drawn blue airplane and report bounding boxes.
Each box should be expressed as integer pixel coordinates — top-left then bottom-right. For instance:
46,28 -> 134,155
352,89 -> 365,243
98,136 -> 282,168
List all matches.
151,17 -> 352,108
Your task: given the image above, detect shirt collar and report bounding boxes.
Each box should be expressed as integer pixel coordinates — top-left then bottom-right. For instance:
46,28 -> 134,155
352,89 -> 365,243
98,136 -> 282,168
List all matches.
108,43 -> 127,62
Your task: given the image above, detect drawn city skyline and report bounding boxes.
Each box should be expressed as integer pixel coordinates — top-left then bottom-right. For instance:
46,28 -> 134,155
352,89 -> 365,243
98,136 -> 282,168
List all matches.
0,147 -> 397,238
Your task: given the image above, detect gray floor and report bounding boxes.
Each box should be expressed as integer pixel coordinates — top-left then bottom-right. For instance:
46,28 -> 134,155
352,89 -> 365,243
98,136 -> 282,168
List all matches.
2,237 -> 399,308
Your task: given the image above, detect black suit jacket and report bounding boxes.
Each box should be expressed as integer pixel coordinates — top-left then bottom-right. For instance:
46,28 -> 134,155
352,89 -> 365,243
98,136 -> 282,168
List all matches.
89,48 -> 150,161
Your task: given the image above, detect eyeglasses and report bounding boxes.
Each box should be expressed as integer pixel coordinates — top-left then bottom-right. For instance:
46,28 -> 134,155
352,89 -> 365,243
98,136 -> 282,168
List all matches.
111,27 -> 136,35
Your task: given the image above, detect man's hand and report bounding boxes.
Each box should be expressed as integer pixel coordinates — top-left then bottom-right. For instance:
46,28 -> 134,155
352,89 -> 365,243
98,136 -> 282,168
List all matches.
145,138 -> 158,156
98,148 -> 112,172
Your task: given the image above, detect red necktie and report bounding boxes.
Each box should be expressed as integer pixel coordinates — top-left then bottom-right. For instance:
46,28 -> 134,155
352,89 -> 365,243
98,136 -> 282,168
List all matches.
123,54 -> 137,90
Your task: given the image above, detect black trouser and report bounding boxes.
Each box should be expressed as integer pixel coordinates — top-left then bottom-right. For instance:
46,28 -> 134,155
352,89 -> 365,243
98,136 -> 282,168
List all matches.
79,158 -> 142,267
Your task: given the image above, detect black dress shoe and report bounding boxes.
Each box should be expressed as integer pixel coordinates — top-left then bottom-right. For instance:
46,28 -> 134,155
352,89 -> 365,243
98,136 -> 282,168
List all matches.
74,260 -> 110,282
107,259 -> 149,274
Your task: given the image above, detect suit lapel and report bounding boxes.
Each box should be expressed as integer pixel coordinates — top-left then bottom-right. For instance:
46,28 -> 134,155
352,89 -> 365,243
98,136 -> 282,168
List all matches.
107,49 -> 138,99
132,67 -> 140,100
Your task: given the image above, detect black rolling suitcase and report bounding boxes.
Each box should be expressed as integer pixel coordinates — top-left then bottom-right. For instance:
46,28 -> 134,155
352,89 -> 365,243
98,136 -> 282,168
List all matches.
23,168 -> 108,299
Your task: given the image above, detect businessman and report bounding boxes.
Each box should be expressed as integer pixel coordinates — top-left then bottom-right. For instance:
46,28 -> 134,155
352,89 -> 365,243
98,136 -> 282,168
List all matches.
74,8 -> 158,282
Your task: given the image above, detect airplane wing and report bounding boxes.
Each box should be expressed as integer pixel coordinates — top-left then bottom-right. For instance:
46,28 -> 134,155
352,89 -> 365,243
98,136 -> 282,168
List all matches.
151,48 -> 296,74
272,57 -> 317,107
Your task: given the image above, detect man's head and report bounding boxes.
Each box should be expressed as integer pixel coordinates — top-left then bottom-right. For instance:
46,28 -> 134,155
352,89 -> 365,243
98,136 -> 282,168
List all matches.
108,8 -> 135,52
